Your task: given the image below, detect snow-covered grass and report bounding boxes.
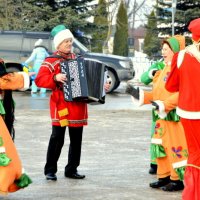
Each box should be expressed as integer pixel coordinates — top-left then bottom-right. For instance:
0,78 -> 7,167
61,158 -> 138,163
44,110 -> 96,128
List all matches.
129,51 -> 154,81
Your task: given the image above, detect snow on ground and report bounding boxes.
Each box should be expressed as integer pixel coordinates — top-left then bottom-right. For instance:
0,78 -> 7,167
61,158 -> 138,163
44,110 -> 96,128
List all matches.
130,51 -> 154,81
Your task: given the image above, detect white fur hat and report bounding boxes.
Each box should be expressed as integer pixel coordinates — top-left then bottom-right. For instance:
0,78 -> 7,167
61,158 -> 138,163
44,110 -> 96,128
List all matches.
51,25 -> 74,50
35,39 -> 43,46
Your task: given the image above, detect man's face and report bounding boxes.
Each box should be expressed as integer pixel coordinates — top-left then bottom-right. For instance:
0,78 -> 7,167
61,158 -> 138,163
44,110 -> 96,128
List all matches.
57,38 -> 73,53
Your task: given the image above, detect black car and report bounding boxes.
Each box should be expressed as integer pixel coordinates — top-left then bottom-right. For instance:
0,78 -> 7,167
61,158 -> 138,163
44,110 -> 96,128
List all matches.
0,31 -> 135,93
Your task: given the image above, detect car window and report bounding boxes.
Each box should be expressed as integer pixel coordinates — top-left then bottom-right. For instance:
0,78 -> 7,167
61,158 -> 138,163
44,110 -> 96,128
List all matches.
20,37 -> 53,59
0,34 -> 22,51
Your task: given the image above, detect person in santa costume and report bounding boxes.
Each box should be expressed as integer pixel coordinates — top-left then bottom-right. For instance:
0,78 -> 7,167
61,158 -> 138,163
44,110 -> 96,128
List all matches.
0,59 -> 32,194
126,35 -> 188,191
35,25 -> 109,181
165,18 -> 200,200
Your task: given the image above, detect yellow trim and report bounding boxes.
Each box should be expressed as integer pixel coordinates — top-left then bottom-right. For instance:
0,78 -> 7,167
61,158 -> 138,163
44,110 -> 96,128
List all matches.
60,119 -> 69,127
58,108 -> 68,117
0,190 -> 7,195
187,164 -> 200,170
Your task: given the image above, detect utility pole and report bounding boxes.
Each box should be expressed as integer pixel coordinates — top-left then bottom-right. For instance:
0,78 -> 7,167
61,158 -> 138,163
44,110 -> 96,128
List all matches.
171,0 -> 177,36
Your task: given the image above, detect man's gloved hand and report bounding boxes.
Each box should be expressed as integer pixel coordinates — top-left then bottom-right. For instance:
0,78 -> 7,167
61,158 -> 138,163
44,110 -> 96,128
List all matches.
125,84 -> 140,100
150,101 -> 159,110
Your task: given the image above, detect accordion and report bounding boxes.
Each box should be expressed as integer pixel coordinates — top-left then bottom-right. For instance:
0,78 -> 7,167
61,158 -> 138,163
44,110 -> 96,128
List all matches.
60,57 -> 107,104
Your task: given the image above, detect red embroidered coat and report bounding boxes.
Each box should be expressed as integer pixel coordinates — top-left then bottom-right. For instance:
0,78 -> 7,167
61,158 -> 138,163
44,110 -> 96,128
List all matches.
35,52 -> 88,127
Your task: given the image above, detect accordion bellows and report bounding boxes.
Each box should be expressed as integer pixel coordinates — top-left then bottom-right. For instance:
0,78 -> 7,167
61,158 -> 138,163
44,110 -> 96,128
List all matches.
60,57 -> 106,104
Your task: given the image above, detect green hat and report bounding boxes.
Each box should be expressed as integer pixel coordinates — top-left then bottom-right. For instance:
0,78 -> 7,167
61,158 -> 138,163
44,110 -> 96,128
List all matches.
165,37 -> 180,53
51,24 -> 74,50
51,25 -> 68,37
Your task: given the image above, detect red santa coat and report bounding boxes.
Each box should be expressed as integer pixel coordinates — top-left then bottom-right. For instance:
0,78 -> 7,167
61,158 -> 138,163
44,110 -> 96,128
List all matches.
166,45 -> 200,200
166,46 -> 200,119
35,53 -> 88,127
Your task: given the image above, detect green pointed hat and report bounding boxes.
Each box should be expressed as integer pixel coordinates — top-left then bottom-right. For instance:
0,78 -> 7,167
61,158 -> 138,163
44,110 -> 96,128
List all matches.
166,37 -> 180,53
51,24 -> 74,49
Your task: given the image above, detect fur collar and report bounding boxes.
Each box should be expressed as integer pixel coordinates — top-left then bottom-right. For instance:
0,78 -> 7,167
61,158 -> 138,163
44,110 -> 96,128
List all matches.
186,44 -> 200,62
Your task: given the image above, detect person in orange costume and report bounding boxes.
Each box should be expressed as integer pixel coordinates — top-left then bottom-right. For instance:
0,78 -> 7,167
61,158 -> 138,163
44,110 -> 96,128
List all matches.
0,59 -> 32,194
166,18 -> 200,200
126,35 -> 188,191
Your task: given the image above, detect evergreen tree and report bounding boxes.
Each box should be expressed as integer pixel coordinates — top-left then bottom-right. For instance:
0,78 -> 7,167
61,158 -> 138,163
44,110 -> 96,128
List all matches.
22,0 -> 53,31
113,0 -> 128,57
143,10 -> 161,59
0,0 -> 96,33
50,0 -> 94,13
91,0 -> 108,52
0,0 -> 22,30
155,0 -> 173,36
155,0 -> 200,37
176,0 -> 200,32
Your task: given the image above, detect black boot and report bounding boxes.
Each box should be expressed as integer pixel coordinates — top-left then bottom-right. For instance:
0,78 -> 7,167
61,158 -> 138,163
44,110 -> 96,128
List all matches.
149,176 -> 170,188
161,180 -> 184,191
149,163 -> 157,175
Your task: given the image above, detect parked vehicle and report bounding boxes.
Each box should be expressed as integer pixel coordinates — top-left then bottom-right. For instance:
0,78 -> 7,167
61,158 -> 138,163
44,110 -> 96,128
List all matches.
0,31 -> 135,93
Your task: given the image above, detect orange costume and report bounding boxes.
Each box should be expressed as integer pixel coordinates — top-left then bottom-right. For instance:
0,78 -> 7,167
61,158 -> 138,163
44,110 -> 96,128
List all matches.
126,35 -> 188,191
0,71 -> 32,194
142,66 -> 188,181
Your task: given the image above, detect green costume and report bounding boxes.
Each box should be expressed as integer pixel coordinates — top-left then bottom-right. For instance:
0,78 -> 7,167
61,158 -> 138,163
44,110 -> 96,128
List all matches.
140,61 -> 165,166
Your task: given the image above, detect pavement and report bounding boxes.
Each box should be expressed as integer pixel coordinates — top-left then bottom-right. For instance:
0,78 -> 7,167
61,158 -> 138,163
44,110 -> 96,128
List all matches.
1,86 -> 182,200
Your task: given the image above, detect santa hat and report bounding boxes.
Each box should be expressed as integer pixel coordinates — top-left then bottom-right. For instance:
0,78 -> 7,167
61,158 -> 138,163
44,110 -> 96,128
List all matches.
188,18 -> 200,42
51,24 -> 74,50
35,39 -> 43,47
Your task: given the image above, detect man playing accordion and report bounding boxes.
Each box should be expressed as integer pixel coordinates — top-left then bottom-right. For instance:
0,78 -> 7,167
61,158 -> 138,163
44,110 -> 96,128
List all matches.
35,24 -> 110,181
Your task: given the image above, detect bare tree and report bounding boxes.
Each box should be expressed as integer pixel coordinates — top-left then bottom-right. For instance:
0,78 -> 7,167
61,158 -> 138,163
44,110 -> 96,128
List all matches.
125,0 -> 152,29
103,0 -> 120,51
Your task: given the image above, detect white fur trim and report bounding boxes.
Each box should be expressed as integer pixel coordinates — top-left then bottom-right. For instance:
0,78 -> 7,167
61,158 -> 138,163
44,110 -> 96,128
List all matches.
154,100 -> 167,119
151,138 -> 162,145
177,50 -> 186,68
177,107 -> 200,119
18,72 -> 30,91
186,44 -> 200,63
148,69 -> 155,79
54,29 -> 74,50
35,39 -> 43,46
0,147 -> 6,153
172,160 -> 187,169
131,89 -> 144,106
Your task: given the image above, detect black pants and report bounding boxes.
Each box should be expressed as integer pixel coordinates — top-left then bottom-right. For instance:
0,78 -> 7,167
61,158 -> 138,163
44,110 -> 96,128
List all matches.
44,125 -> 83,175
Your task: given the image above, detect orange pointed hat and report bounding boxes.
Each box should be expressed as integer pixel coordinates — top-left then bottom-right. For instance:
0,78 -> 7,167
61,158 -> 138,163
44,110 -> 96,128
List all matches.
165,35 -> 185,53
173,35 -> 185,50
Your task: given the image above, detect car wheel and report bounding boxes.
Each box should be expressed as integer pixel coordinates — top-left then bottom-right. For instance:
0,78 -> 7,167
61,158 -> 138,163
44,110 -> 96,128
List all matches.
107,69 -> 116,93
5,67 -> 21,73
113,81 -> 120,90
5,63 -> 23,73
